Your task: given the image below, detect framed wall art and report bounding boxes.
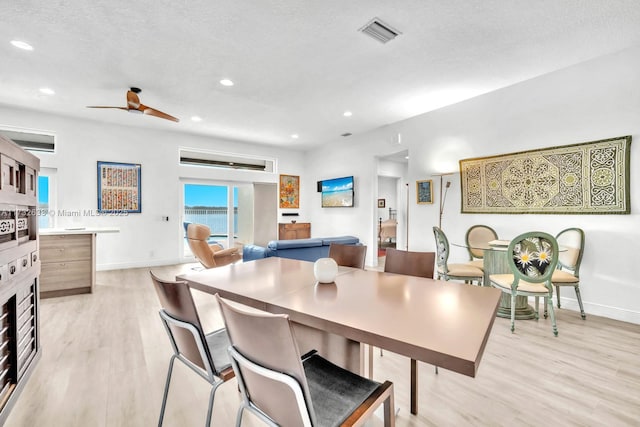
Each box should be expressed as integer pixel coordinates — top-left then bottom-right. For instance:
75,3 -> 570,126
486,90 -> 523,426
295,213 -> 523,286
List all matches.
416,180 -> 433,204
459,135 -> 632,214
377,198 -> 386,208
97,161 -> 142,213
279,174 -> 300,208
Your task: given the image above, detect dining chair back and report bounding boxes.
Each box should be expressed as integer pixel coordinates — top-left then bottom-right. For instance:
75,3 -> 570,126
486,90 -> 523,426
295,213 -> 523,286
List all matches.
382,247 -> 435,413
433,226 -> 484,285
150,272 -> 234,426
216,294 -> 395,427
384,247 -> 435,278
328,243 -> 367,269
552,227 -> 586,318
488,231 -> 560,336
465,225 -> 498,269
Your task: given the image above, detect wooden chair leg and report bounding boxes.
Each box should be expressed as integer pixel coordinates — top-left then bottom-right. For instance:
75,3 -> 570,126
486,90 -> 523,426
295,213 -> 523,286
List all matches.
410,359 -> 418,415
556,285 -> 561,308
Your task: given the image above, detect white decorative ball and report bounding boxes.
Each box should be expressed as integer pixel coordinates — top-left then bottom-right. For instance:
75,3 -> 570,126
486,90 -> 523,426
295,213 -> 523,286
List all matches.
314,257 -> 339,284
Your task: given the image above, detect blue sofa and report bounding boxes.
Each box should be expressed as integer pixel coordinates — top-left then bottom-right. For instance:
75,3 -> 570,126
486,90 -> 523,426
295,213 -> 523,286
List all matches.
243,236 -> 360,262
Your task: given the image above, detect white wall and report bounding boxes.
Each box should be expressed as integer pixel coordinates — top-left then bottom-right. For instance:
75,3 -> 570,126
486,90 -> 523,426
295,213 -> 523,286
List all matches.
2,43 -> 638,323
306,45 -> 640,324
377,176 -> 397,220
0,106 -> 306,269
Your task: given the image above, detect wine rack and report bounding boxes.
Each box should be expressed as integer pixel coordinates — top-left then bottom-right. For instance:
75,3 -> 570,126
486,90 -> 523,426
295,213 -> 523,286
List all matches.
0,135 -> 40,424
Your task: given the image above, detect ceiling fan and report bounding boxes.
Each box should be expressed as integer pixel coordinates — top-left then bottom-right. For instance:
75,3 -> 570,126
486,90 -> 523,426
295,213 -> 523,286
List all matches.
87,87 -> 179,122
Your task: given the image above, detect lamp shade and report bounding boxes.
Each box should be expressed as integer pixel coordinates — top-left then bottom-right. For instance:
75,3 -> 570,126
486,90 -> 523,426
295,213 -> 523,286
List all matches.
313,257 -> 338,283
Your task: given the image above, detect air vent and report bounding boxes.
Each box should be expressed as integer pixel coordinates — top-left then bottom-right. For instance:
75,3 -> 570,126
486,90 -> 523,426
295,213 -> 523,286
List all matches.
359,18 -> 401,43
179,148 -> 275,172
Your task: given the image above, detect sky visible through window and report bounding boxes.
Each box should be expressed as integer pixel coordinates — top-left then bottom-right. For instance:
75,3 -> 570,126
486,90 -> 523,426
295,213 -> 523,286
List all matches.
38,175 -> 49,228
38,176 -> 49,205
184,184 -> 238,207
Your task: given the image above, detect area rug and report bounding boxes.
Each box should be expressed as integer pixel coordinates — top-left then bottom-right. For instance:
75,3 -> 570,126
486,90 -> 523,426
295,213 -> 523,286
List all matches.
459,136 -> 631,214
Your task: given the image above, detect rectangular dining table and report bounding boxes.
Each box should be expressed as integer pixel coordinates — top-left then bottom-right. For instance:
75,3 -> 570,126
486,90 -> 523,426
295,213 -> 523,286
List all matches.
178,257 -> 501,415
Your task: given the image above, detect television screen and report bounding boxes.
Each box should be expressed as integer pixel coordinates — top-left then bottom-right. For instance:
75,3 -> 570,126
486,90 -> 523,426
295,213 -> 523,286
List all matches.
321,176 -> 354,207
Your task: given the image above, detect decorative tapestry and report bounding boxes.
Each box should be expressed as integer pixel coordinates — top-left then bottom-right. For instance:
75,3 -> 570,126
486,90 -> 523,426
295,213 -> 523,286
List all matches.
460,136 -> 631,214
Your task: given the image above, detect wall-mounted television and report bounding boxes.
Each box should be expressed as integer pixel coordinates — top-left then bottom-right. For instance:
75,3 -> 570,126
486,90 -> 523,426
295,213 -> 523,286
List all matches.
321,176 -> 354,207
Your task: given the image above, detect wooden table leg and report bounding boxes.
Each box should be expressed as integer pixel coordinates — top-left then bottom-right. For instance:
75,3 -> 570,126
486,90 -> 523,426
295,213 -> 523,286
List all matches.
411,358 -> 418,414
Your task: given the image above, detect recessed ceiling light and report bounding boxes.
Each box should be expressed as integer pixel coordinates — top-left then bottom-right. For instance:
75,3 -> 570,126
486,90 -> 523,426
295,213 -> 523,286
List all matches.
39,87 -> 55,95
291,134 -> 299,139
10,40 -> 33,51
405,156 -> 409,160
191,116 -> 203,122
343,111 -> 353,117
220,79 -> 234,86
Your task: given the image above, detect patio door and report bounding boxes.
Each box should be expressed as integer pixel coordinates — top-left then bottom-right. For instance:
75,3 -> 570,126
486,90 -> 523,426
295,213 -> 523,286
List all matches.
183,183 -> 238,256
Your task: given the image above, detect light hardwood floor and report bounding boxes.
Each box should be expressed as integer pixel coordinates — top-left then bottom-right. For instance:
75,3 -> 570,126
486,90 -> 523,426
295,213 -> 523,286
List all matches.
5,263 -> 640,427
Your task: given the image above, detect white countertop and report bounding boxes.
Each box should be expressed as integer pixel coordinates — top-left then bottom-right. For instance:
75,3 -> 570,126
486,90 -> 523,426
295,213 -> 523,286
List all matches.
40,227 -> 120,235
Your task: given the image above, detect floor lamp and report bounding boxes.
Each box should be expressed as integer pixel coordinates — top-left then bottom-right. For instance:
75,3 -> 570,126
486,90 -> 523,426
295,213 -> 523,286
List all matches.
433,173 -> 454,229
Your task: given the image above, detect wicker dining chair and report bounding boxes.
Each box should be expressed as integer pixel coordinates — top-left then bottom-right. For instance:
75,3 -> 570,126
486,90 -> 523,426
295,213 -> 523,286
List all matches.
464,224 -> 498,270
488,232 -> 560,336
550,227 -> 586,319
433,226 -> 484,285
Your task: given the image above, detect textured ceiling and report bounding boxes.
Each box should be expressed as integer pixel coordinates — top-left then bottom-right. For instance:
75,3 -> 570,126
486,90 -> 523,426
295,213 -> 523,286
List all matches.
2,1 -> 640,149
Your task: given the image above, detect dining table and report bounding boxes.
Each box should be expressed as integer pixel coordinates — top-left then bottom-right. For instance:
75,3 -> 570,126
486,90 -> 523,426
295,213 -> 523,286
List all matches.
177,256 -> 501,415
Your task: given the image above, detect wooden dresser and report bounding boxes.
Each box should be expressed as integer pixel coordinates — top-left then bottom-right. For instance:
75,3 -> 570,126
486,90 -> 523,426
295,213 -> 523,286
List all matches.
0,135 -> 40,424
278,222 -> 311,240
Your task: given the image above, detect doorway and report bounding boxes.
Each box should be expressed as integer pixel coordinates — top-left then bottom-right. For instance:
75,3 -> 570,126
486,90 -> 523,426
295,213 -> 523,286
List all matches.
182,183 -> 238,257
376,149 -> 409,265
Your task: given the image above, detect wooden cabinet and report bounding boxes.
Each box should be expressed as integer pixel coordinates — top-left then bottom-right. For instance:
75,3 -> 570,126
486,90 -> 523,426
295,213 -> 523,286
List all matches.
40,233 -> 95,298
0,135 -> 40,424
278,222 -> 311,240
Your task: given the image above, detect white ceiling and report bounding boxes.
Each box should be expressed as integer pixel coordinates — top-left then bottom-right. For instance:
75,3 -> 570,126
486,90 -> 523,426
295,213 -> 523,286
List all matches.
3,1 -> 640,150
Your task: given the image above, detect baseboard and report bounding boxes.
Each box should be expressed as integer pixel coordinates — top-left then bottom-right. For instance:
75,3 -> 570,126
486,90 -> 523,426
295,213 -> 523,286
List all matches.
530,295 -> 640,325
557,297 -> 640,325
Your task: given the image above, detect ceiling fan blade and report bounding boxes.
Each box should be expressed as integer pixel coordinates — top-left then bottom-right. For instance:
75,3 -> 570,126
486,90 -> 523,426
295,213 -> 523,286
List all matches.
86,106 -> 128,110
141,105 -> 180,122
88,89 -> 178,122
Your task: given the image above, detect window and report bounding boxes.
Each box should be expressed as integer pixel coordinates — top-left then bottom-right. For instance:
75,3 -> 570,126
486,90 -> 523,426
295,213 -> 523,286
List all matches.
37,168 -> 56,229
183,183 -> 239,256
38,176 -> 49,228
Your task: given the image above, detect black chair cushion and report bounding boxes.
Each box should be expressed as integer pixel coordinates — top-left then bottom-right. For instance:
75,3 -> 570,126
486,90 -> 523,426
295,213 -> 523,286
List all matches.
303,353 -> 380,427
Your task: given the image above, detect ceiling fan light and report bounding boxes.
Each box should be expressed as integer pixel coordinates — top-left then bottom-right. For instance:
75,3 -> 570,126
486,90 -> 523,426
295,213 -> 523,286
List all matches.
191,116 -> 203,122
